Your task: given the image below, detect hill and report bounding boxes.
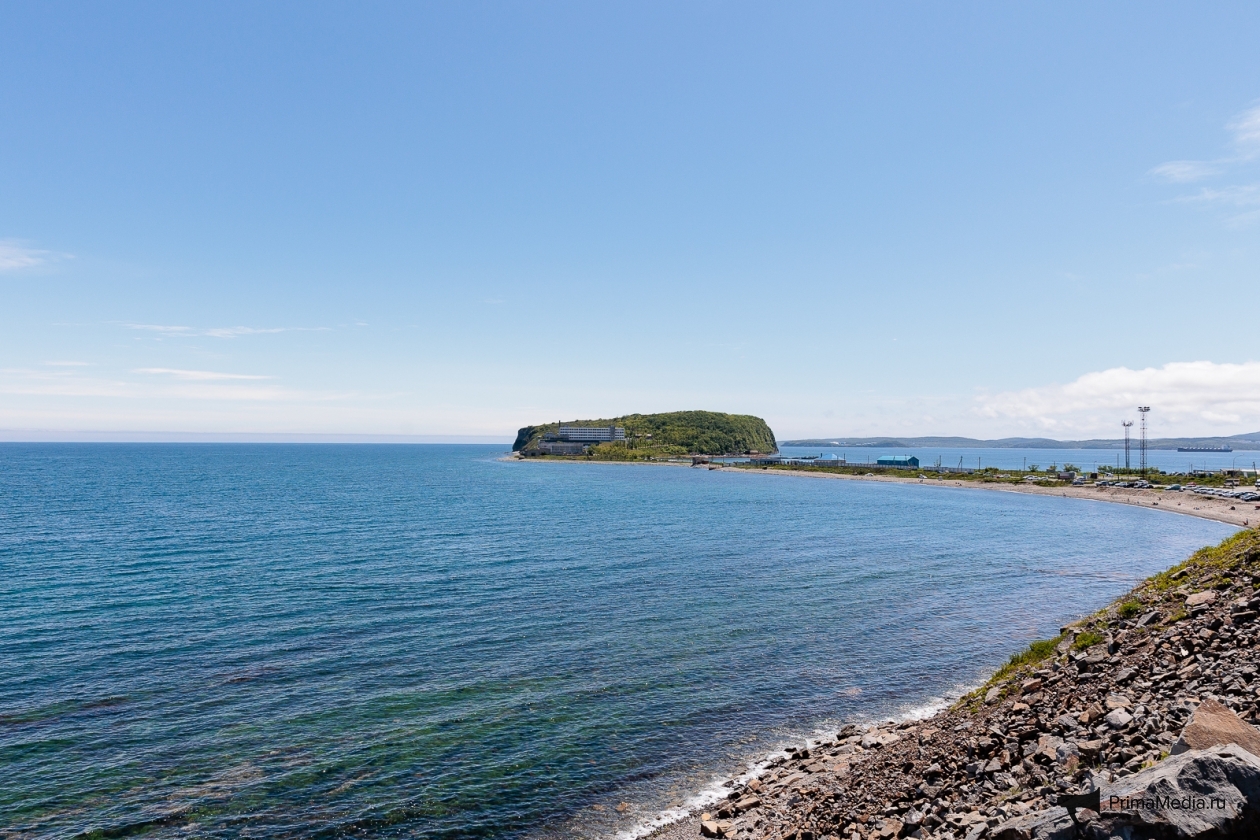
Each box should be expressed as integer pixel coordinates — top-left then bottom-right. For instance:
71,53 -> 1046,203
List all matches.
513,411 -> 777,459
782,431 -> 1260,450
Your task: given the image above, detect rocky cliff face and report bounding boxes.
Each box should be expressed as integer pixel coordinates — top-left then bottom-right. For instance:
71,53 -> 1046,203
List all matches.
679,530 -> 1260,840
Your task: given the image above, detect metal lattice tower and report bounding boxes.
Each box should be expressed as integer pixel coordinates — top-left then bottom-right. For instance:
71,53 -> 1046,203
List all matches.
1122,421 -> 1133,471
1138,407 -> 1151,476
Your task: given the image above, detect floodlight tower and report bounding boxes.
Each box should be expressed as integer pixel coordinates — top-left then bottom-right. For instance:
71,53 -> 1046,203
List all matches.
1138,406 -> 1151,476
1122,421 -> 1133,471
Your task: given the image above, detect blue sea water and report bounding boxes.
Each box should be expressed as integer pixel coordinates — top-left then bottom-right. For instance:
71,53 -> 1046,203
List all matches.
0,444 -> 1239,839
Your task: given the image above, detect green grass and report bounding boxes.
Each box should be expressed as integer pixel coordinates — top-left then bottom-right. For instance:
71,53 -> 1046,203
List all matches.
1117,600 -> 1143,619
1072,631 -> 1105,651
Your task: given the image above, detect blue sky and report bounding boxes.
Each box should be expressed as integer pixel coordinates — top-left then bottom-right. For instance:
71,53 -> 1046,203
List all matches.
2,2 -> 1258,441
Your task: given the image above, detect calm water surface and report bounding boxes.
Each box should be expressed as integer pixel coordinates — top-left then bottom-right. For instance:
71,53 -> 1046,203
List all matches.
0,445 -> 1238,839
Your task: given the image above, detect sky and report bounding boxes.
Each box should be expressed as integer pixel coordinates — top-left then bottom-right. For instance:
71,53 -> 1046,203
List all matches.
2,1 -> 1258,442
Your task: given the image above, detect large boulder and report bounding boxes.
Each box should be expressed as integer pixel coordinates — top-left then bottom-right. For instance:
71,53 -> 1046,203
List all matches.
1170,698 -> 1260,758
1089,744 -> 1260,837
992,745 -> 1260,839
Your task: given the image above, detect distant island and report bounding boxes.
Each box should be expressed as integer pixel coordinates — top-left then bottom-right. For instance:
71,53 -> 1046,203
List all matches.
513,411 -> 777,460
782,431 -> 1260,451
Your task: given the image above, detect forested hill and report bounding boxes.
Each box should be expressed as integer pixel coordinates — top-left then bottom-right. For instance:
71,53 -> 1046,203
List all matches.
513,411 -> 777,459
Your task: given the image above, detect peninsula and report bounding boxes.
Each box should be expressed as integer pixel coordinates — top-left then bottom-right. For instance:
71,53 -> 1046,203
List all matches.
513,411 -> 777,460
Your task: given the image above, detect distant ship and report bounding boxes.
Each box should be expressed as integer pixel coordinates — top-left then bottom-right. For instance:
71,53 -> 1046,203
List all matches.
1177,445 -> 1232,452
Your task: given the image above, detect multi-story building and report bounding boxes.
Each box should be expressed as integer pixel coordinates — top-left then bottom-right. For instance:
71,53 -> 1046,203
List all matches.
558,425 -> 626,442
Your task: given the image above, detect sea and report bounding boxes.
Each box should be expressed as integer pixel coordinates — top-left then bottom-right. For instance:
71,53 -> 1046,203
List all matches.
0,444 -> 1240,839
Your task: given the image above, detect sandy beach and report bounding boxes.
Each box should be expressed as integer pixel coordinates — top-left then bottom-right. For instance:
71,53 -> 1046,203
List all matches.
711,466 -> 1258,530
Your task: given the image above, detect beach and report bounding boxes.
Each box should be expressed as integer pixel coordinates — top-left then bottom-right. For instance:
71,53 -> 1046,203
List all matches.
712,466 -> 1258,530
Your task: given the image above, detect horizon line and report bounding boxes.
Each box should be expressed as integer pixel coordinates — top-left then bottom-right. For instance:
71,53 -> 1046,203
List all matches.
0,430 -> 515,444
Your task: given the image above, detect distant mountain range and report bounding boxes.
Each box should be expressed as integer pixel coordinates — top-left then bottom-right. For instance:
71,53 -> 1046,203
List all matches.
781,432 -> 1260,450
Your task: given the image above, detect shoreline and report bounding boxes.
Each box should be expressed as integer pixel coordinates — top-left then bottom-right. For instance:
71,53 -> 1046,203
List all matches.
504,457 -> 1258,838
508,454 -> 1257,530
634,530 -> 1260,840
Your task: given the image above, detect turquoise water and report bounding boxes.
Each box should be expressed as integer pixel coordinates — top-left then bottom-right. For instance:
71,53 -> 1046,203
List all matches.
0,444 -> 1237,839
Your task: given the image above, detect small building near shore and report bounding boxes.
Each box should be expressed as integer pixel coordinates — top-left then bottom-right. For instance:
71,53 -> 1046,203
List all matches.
876,455 -> 919,468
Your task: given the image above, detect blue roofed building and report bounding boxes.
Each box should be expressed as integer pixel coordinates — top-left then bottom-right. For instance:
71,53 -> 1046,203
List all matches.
876,455 -> 919,468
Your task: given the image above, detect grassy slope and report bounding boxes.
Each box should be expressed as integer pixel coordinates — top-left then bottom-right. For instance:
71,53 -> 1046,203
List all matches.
962,528 -> 1260,709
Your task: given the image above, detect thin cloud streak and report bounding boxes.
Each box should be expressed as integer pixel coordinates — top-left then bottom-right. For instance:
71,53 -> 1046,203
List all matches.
134,368 -> 272,381
125,324 -> 329,338
1149,160 -> 1220,183
0,241 -> 53,272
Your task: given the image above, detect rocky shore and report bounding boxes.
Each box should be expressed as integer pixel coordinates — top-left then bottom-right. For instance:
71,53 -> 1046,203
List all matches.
651,528 -> 1260,840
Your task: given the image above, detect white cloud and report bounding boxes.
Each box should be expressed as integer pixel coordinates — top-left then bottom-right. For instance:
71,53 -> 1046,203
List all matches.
134,368 -> 272,381
1149,160 -> 1219,183
1228,104 -> 1260,156
976,361 -> 1260,437
1180,183 -> 1260,208
0,241 -> 52,272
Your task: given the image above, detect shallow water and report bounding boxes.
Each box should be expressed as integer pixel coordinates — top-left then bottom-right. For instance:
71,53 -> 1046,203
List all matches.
0,444 -> 1237,838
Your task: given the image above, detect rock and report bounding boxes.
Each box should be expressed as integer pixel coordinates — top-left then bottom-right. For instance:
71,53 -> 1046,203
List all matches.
1170,697 -> 1260,757
732,795 -> 761,813
700,819 -> 720,837
986,687 -> 1001,704
1034,735 -> 1064,762
874,818 -> 902,838
1105,709 -> 1133,729
616,802 -> 630,813
1093,744 -> 1260,837
1074,739 -> 1106,760
990,808 -> 1074,840
1105,694 -> 1131,710
1022,678 -> 1044,694
1054,741 -> 1080,764
1137,611 -> 1161,627
860,730 -> 900,749
1186,590 -> 1218,607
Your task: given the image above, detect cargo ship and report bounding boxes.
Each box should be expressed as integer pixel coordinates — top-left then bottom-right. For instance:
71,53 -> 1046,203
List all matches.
1177,445 -> 1232,452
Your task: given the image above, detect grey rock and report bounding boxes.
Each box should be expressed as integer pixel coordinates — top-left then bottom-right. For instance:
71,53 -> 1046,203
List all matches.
990,808 -> 1074,840
1092,744 -> 1260,837
1105,709 -> 1134,729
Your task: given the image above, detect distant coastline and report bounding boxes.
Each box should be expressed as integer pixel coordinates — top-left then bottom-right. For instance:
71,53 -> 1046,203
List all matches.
781,431 -> 1260,451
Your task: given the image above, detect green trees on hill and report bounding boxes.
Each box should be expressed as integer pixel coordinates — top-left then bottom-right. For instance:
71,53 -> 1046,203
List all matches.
513,411 -> 778,458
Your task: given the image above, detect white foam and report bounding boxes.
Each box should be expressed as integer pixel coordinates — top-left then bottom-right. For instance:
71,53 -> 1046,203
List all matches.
612,683 -> 980,840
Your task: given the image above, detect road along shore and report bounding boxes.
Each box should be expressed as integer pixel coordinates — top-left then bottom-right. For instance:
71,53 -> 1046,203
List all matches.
641,530 -> 1260,840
